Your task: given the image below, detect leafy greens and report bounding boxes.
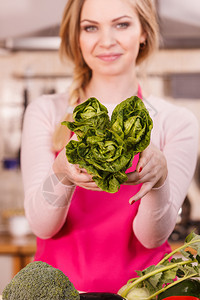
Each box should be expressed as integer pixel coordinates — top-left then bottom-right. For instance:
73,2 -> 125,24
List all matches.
62,96 -> 153,193
118,231 -> 200,299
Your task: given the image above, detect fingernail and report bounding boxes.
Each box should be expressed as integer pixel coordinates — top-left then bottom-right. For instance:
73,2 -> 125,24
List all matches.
129,199 -> 135,205
139,167 -> 143,173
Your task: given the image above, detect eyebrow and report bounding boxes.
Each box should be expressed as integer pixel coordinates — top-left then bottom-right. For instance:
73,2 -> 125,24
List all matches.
80,15 -> 132,24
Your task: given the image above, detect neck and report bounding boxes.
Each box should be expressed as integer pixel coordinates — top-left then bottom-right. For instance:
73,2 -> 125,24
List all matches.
84,72 -> 139,104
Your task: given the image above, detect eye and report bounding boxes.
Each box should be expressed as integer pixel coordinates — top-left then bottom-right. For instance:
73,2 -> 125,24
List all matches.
82,25 -> 98,32
116,22 -> 130,29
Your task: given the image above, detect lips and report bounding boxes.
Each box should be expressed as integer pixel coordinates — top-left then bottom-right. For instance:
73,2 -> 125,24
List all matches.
96,53 -> 122,62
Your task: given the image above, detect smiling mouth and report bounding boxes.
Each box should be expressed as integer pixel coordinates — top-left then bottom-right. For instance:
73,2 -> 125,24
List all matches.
97,54 -> 122,62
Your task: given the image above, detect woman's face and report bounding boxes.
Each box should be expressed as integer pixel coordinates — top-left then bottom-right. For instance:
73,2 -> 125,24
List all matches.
79,0 -> 146,77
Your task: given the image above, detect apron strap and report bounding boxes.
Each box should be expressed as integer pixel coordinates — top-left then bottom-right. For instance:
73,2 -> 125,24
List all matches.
137,84 -> 143,99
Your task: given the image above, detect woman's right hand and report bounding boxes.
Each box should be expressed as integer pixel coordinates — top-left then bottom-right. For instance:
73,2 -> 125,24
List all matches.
52,143 -> 101,191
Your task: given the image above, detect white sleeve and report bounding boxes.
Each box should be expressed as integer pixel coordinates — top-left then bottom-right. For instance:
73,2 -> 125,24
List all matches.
133,108 -> 199,248
21,97 -> 75,239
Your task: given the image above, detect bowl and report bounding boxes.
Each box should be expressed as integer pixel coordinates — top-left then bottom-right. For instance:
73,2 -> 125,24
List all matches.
161,297 -> 200,300
8,215 -> 32,237
80,292 -> 125,299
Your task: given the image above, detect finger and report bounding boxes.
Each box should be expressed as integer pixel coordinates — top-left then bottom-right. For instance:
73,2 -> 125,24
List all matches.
79,168 -> 89,174
74,164 -> 86,174
78,182 -> 102,191
68,167 -> 92,183
80,186 -> 102,191
124,171 -> 139,184
129,182 -> 153,204
74,173 -> 93,183
134,168 -> 158,185
78,180 -> 98,187
136,147 -> 152,173
74,164 -> 94,179
70,133 -> 78,141
125,166 -> 152,185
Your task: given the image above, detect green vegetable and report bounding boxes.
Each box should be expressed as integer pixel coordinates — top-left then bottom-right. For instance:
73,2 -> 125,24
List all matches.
2,261 -> 80,300
157,278 -> 200,299
118,231 -> 200,299
119,286 -> 150,300
64,97 -> 110,140
62,96 -> 153,193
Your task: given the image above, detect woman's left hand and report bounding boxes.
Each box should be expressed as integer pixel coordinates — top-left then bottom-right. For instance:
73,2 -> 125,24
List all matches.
125,143 -> 168,204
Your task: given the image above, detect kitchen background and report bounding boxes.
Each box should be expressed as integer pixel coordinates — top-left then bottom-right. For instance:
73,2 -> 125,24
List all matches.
0,0 -> 200,294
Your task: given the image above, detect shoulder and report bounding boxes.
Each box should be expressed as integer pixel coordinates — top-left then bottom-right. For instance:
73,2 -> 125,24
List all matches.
145,95 -> 199,130
145,95 -> 199,150
24,93 -> 70,126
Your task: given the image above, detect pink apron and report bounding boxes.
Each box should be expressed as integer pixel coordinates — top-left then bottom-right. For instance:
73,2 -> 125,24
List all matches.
34,87 -> 171,292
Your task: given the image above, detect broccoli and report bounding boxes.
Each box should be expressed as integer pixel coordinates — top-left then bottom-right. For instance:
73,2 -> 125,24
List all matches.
2,261 -> 80,300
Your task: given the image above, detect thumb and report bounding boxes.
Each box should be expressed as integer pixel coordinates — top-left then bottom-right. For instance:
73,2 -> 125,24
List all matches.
70,133 -> 78,141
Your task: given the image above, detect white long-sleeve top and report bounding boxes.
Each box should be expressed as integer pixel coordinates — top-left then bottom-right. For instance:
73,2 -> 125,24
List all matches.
21,93 -> 199,248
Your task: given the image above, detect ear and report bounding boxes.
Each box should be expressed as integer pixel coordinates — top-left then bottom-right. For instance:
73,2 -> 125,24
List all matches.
140,30 -> 147,44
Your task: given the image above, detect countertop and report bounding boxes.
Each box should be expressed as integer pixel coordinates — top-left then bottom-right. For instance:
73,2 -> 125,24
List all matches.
0,233 -> 186,276
0,233 -> 183,255
0,233 -> 36,254
0,233 -> 36,276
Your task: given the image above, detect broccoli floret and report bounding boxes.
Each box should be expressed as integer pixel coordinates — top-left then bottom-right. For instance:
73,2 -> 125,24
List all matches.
2,261 -> 80,300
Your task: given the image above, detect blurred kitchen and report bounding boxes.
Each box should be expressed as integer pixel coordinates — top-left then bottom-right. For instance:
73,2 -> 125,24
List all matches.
0,0 -> 200,294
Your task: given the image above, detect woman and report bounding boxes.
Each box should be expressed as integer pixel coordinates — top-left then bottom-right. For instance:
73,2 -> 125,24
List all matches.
21,0 -> 199,293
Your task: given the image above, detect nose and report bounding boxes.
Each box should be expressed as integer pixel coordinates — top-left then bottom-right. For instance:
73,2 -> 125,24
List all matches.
99,28 -> 116,48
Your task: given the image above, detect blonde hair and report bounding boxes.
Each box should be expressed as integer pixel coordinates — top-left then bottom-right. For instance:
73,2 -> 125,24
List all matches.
52,0 -> 159,151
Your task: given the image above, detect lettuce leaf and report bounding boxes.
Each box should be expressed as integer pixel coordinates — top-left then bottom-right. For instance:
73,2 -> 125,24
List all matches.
63,97 -> 110,140
62,96 -> 153,193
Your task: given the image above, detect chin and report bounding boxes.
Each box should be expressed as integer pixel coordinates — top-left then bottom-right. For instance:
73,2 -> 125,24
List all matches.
95,67 -> 127,77
93,62 -> 134,77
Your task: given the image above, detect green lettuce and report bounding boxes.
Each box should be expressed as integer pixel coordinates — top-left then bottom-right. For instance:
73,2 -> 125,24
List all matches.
62,96 -> 153,193
63,97 -> 110,140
